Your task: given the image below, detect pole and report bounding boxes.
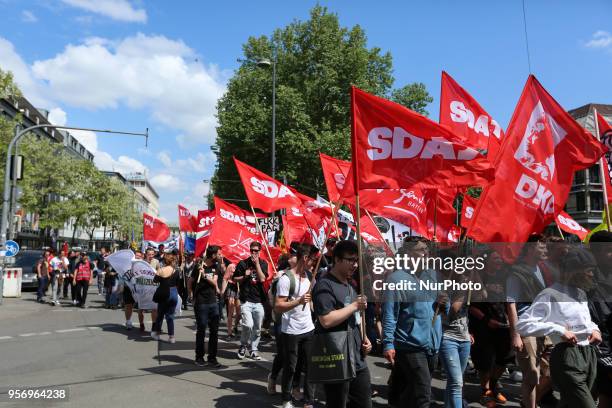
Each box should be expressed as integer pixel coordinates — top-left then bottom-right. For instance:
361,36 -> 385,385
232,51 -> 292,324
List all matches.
0,124 -> 148,251
555,223 -> 565,240
364,209 -> 394,255
433,192 -> 439,241
250,206 -> 278,277
7,125 -> 20,240
271,59 -> 276,179
354,193 -> 367,337
594,108 -> 612,231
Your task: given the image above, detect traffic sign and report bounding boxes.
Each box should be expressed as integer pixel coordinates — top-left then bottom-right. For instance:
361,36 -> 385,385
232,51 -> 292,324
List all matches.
4,240 -> 19,257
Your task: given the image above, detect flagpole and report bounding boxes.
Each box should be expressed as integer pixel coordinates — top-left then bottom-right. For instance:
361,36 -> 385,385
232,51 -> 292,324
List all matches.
433,192 -> 439,241
594,108 -> 612,231
349,86 -> 367,338
364,209 -> 394,255
250,206 -> 278,276
555,223 -> 565,240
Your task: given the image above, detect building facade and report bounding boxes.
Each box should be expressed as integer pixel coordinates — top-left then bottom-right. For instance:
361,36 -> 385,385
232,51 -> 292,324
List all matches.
567,103 -> 612,229
125,172 -> 160,217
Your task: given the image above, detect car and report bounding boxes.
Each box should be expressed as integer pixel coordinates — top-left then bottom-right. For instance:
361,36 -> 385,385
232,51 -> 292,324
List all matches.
14,249 -> 45,290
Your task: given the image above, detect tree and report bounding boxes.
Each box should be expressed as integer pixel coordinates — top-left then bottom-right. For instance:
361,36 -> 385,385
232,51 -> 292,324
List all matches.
0,69 -> 22,199
391,83 -> 434,116
212,6 -> 433,205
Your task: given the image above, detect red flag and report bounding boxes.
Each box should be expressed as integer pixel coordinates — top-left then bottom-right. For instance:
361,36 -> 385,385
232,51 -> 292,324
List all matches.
426,189 -> 459,243
321,153 -> 431,236
283,210 -> 313,245
556,211 -> 589,241
597,112 -> 612,204
320,153 -> 351,202
178,204 -> 197,232
234,157 -> 303,212
345,86 -> 494,193
209,197 -> 261,264
468,75 -> 607,244
351,209 -> 391,253
460,195 -> 479,229
440,71 -> 504,160
195,210 -> 215,258
143,213 -> 170,242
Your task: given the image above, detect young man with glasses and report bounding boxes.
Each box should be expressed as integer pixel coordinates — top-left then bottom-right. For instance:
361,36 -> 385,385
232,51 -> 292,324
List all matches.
233,241 -> 269,360
312,240 -> 372,408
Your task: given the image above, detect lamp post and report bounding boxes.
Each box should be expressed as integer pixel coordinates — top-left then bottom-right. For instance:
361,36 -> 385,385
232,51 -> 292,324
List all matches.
254,57 -> 277,179
0,124 -> 149,252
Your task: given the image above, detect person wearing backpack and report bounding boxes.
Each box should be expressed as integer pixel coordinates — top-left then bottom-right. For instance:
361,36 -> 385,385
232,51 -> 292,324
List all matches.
274,244 -> 316,408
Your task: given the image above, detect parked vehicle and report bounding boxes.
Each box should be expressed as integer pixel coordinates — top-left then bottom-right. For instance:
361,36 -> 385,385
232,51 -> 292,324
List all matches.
14,250 -> 44,290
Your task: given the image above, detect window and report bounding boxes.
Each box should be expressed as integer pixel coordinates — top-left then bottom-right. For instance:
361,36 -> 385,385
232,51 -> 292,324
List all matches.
574,170 -> 586,185
589,164 -> 601,184
590,191 -> 604,211
567,192 -> 586,212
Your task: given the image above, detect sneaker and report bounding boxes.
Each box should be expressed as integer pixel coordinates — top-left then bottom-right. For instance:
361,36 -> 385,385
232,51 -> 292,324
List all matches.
249,351 -> 262,361
151,331 -> 160,340
125,321 -> 133,330
267,373 -> 277,395
490,389 -> 507,404
237,346 -> 246,360
168,336 -> 176,344
281,402 -> 294,408
304,405 -> 314,408
292,387 -> 303,402
195,358 -> 206,367
226,334 -> 234,341
207,359 -> 224,369
72,300 -> 77,305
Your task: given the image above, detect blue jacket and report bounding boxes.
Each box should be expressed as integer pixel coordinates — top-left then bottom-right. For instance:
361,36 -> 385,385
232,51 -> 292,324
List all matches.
382,269 -> 448,356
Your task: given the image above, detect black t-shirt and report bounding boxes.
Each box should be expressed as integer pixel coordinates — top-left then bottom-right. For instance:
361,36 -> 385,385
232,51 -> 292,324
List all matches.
233,257 -> 268,303
312,272 -> 367,371
190,264 -> 220,305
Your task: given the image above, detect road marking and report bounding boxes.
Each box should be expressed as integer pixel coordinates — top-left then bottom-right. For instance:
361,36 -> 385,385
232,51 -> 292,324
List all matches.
0,336 -> 13,340
19,332 -> 41,337
56,328 -> 86,333
38,332 -> 52,336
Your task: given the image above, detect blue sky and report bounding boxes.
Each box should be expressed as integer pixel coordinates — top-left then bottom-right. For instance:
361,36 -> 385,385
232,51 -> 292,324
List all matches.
1,0 -> 611,223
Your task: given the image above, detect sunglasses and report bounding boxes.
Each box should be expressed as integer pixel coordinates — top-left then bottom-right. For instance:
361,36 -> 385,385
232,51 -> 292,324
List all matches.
250,249 -> 261,253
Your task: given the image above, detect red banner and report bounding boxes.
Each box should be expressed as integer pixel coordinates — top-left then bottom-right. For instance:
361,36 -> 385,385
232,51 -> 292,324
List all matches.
426,189 -> 459,243
195,210 -> 215,257
143,213 -> 170,242
209,197 -> 261,264
556,211 -> 589,241
178,204 -> 197,232
468,75 -> 607,244
440,71 -> 504,161
597,112 -> 612,204
460,194 -> 479,229
234,157 -> 304,212
346,86 -> 494,192
320,153 -> 351,203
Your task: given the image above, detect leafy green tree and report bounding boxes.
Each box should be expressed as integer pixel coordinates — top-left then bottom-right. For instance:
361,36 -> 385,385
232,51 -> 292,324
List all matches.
212,6 -> 433,205
0,69 -> 22,199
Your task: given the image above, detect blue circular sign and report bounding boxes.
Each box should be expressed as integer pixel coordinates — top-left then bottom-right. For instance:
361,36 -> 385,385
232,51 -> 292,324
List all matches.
5,240 -> 19,257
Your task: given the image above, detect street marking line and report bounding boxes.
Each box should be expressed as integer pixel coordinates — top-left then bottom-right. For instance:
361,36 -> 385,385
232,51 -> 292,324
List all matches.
86,327 -> 102,330
19,333 -> 40,337
38,332 -> 52,336
0,336 -> 13,340
55,328 -> 86,333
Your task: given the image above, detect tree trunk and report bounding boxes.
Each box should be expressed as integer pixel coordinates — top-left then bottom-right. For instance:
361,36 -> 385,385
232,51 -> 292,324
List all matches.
71,217 -> 80,246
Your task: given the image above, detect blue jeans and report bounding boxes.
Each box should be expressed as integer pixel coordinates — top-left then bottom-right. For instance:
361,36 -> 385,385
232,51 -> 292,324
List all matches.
37,276 -> 49,301
240,301 -> 265,352
153,287 -> 178,336
440,337 -> 471,408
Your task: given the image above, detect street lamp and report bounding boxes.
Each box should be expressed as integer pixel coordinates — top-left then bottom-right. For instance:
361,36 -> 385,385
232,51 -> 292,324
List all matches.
254,57 -> 276,179
0,124 -> 149,252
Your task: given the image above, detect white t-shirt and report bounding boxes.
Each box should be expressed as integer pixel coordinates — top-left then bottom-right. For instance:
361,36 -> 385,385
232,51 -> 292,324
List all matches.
277,273 -> 315,335
50,256 -> 63,271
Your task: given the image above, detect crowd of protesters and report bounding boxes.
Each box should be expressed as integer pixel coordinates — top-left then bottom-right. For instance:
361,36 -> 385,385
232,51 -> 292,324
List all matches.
30,229 -> 612,408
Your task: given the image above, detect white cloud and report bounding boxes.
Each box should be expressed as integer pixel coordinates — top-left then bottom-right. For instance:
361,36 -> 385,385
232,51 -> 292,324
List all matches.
48,107 -> 67,126
585,30 -> 612,50
150,173 -> 187,192
94,151 -> 147,175
31,33 -> 227,146
61,0 -> 147,23
157,151 -> 172,167
0,37 -> 49,107
21,10 -> 38,23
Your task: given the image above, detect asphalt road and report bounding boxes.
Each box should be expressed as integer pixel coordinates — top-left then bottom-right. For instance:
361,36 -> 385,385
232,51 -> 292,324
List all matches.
0,289 -> 523,408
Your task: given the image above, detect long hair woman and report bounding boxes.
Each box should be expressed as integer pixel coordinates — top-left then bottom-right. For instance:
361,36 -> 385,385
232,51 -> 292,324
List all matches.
151,252 -> 180,343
